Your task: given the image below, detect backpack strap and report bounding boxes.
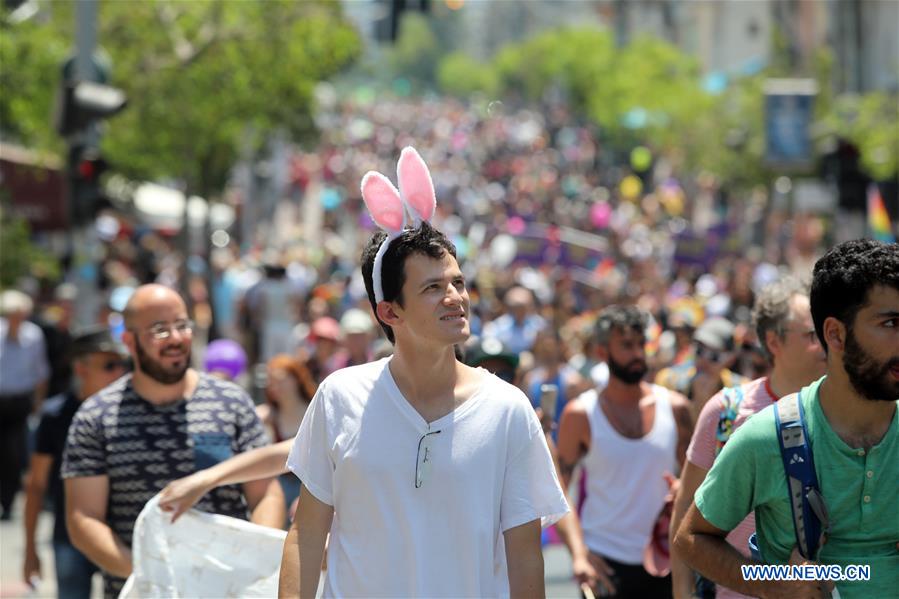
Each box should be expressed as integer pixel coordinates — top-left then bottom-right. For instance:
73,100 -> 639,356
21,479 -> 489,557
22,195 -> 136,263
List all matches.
774,392 -> 829,560
714,385 -> 745,456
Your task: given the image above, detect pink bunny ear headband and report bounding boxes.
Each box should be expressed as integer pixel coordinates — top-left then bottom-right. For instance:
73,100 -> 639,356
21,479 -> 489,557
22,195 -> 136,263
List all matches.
361,146 -> 436,303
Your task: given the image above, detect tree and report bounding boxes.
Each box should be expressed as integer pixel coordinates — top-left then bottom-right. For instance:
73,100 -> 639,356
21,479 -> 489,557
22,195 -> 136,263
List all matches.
437,52 -> 499,98
487,28 -> 719,169
821,92 -> 899,181
0,9 -> 71,155
0,203 -> 60,287
386,11 -> 441,89
1,1 -> 362,198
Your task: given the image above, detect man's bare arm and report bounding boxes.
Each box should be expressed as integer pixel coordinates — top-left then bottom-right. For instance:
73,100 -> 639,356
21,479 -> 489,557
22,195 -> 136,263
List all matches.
553,399 -> 618,593
673,502 -> 764,595
32,380 -> 48,414
278,487 -> 333,599
504,519 -> 544,599
673,502 -> 829,599
159,440 -> 292,522
670,392 -> 694,469
243,477 -> 286,528
65,476 -> 133,578
554,402 -> 590,558
669,460 -> 709,599
23,453 -> 53,584
556,402 -> 590,490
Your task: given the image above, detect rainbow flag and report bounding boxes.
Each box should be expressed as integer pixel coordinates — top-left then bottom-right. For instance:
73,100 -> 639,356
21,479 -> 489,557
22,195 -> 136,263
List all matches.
867,184 -> 895,243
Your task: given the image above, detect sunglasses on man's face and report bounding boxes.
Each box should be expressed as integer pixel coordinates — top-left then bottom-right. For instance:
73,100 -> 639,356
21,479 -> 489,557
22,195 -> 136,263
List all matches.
100,359 -> 129,372
695,344 -> 728,363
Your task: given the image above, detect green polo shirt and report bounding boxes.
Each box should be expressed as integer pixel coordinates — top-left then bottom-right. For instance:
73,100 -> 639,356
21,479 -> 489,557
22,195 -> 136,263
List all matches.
695,376 -> 899,598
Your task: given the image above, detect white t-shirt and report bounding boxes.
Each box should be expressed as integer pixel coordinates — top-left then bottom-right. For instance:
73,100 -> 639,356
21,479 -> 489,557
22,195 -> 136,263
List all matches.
287,358 -> 569,598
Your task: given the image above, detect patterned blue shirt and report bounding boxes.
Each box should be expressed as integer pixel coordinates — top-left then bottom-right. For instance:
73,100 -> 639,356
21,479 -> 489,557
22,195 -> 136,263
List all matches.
62,372 -> 268,597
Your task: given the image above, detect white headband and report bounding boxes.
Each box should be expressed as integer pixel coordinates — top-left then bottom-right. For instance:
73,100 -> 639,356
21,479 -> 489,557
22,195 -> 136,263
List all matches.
361,147 -> 436,303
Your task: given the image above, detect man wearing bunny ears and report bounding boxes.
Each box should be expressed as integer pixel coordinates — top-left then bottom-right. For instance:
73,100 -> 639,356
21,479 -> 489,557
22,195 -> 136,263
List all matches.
279,148 -> 569,598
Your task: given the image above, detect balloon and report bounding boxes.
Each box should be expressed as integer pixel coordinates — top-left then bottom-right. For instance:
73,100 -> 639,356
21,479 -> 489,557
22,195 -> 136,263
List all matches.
620,175 -> 643,201
321,187 -> 342,211
204,339 -> 248,381
506,216 -> 526,236
489,234 -> 518,269
590,202 -> 612,229
630,146 -> 652,172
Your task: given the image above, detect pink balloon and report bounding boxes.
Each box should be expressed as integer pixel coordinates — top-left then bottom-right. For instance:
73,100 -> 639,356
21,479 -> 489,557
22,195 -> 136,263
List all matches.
507,216 -> 527,236
590,202 -> 612,229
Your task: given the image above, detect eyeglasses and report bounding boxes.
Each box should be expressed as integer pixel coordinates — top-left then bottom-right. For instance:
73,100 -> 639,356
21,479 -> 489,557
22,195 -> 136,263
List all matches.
784,328 -> 820,345
138,320 -> 194,341
101,359 -> 129,372
695,344 -> 728,363
414,429 -> 442,489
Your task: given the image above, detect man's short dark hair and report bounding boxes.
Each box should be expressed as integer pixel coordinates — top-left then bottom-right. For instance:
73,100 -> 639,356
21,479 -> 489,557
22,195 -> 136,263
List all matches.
752,276 -> 809,362
594,305 -> 648,346
361,221 -> 457,344
810,239 -> 899,352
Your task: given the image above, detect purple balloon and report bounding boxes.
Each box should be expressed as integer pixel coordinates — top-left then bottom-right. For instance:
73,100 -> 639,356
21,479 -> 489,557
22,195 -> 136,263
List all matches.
204,339 -> 248,380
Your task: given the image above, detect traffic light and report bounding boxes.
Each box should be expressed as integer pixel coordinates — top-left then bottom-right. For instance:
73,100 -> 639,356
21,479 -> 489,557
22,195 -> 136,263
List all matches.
821,139 -> 869,213
375,0 -> 430,42
55,80 -> 127,137
68,145 -> 108,225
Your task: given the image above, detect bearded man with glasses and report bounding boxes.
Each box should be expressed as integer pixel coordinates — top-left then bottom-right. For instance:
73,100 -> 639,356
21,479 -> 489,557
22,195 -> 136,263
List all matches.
62,284 -> 285,598
669,278 -> 827,599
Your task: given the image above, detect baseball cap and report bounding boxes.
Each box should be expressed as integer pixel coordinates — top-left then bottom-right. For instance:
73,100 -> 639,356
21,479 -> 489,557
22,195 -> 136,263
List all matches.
0,289 -> 33,316
70,325 -> 127,357
464,337 -> 519,369
693,317 -> 736,352
310,317 -> 341,342
340,309 -> 374,335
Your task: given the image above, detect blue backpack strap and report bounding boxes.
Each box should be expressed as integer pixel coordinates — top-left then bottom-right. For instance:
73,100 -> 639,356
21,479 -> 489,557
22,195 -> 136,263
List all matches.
774,392 -> 829,561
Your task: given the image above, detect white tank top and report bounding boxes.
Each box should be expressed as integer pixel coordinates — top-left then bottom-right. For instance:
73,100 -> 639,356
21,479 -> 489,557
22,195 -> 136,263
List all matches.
578,385 -> 678,564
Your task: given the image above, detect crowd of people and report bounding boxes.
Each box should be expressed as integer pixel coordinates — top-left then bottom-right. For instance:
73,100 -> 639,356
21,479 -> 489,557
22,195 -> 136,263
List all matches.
0,94 -> 896,599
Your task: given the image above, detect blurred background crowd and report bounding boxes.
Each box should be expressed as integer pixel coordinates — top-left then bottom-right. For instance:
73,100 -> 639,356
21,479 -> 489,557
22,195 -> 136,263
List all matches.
0,0 -> 897,594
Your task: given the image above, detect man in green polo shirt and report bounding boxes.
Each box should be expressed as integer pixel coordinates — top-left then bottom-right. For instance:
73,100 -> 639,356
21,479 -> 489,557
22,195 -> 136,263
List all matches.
674,239 -> 899,599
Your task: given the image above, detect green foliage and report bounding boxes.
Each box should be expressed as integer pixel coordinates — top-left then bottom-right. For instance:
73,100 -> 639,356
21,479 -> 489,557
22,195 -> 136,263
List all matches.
387,12 -> 440,89
439,25 -> 897,186
692,73 -> 771,189
0,206 -> 61,287
493,28 -> 616,112
1,1 -> 361,197
821,93 -> 899,181
437,52 -> 499,98
0,10 -> 70,154
487,28 -> 721,168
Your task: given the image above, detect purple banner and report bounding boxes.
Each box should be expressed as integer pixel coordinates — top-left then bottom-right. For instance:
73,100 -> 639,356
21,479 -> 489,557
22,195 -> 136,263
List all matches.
674,223 -> 740,269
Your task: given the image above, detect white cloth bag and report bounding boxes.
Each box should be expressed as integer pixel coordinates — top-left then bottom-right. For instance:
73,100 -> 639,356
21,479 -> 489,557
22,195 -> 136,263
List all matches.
119,494 -> 287,598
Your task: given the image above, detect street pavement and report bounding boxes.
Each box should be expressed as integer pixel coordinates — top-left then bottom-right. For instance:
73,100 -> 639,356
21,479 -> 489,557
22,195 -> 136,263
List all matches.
1,496 -> 578,598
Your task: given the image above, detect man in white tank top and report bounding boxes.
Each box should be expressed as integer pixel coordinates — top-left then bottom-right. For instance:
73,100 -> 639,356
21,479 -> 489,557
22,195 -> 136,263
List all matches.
555,305 -> 693,598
